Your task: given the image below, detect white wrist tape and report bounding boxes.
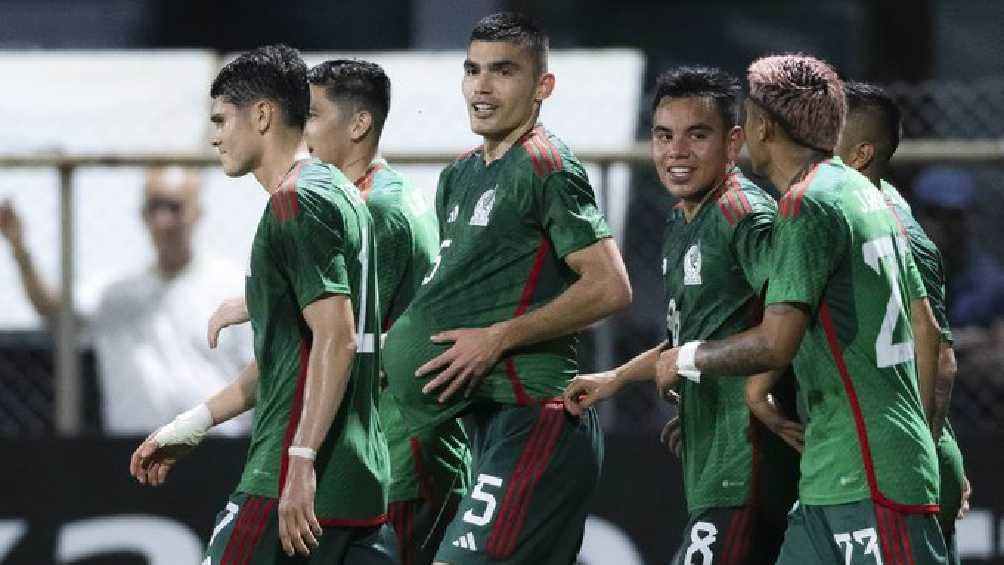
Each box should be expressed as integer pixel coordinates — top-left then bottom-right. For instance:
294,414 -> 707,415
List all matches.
153,404 -> 213,447
677,341 -> 704,383
287,446 -> 317,461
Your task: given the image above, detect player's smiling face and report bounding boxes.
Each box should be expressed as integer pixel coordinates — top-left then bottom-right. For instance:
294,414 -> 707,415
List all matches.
304,84 -> 351,168
209,97 -> 260,178
651,96 -> 741,203
463,40 -> 553,141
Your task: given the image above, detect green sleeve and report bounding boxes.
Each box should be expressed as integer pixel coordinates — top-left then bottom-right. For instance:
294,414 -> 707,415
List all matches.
273,190 -> 351,310
369,199 -> 412,322
434,167 -> 451,241
538,171 -> 611,259
732,200 -> 777,295
911,237 -> 953,343
900,238 -> 928,303
765,196 -> 847,310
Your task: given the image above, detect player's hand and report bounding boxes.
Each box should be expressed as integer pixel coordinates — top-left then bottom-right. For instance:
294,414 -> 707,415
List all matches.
660,416 -> 683,458
129,432 -> 195,486
747,393 -> 805,453
416,325 -> 507,402
208,296 -> 249,349
655,348 -> 682,400
0,199 -> 24,247
958,477 -> 972,520
278,458 -> 322,557
562,372 -> 620,416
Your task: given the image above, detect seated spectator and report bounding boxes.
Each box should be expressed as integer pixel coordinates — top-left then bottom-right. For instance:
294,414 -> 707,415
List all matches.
0,167 -> 252,435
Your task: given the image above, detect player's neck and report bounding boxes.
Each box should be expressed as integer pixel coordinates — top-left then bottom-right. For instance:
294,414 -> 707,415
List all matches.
680,173 -> 727,223
769,145 -> 830,195
254,134 -> 311,194
482,113 -> 539,165
156,248 -> 191,278
340,144 -> 379,187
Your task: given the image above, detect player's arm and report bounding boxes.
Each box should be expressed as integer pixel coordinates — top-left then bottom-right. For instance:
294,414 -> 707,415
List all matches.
745,369 -> 804,452
208,295 -> 250,348
563,340 -> 665,415
935,342 -> 957,441
911,297 -> 941,433
129,361 -> 258,486
279,295 -> 356,557
420,237 -> 631,402
0,199 -> 62,316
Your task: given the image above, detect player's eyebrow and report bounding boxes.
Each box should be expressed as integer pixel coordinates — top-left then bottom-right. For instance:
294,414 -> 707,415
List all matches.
652,125 -> 673,134
209,113 -> 224,124
687,124 -> 714,133
487,60 -> 519,72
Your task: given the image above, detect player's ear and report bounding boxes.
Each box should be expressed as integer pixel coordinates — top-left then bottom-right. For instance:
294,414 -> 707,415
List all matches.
535,71 -> 555,103
726,125 -> 745,162
253,100 -> 272,135
350,110 -> 373,143
849,142 -> 875,171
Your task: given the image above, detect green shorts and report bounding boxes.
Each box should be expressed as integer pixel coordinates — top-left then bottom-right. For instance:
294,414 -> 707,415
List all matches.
434,400 -> 603,564
388,493 -> 461,565
670,504 -> 786,565
203,492 -> 398,565
776,499 -> 947,565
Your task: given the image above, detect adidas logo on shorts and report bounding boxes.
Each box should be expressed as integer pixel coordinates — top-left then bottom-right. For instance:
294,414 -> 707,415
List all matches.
452,531 -> 477,551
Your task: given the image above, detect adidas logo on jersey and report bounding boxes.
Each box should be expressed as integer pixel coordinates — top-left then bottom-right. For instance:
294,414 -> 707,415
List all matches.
452,531 -> 477,551
447,205 -> 459,223
469,187 -> 496,226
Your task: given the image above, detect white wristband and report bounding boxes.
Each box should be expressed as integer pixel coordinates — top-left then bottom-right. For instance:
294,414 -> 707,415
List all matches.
677,341 -> 704,383
287,446 -> 317,461
153,403 -> 213,447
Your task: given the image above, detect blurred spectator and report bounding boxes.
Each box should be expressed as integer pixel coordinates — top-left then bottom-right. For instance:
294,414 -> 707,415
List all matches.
0,167 -> 252,436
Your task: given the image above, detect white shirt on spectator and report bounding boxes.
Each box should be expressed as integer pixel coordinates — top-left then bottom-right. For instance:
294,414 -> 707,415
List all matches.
84,255 -> 252,436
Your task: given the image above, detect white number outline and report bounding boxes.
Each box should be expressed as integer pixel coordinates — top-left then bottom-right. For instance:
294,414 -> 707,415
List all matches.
833,527 -> 882,565
462,473 -> 503,527
422,239 -> 452,286
683,521 -> 717,565
862,236 -> 914,368
207,502 -> 239,551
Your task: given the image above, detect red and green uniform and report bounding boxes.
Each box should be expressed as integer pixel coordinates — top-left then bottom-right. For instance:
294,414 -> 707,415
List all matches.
358,159 -> 471,565
385,125 -> 608,563
664,168 -> 799,565
883,180 -> 966,563
769,158 -> 945,565
205,160 -> 393,565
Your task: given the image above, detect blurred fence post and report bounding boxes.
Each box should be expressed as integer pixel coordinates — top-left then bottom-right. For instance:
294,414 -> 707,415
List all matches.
55,164 -> 80,436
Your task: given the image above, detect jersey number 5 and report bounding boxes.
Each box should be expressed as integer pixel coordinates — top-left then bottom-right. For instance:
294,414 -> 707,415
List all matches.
862,236 -> 914,368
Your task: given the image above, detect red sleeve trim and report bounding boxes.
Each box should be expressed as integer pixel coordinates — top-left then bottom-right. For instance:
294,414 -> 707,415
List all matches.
270,161 -> 306,223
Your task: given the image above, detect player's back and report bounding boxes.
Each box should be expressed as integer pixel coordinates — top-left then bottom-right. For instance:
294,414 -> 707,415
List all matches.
384,126 -> 611,430
768,158 -> 938,510
241,159 -> 389,523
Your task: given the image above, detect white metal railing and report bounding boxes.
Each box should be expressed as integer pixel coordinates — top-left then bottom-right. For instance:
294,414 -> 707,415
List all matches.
2,138 -> 1001,435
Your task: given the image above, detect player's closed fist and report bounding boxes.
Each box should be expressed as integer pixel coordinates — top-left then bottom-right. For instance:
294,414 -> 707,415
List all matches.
128,432 -> 194,487
563,371 -> 618,416
660,416 -> 683,458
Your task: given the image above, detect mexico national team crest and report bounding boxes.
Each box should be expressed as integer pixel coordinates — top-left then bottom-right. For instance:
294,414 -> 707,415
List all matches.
684,242 -> 702,285
469,187 -> 496,226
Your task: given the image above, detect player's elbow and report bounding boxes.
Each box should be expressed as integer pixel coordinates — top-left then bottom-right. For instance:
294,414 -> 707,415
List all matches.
604,273 -> 632,314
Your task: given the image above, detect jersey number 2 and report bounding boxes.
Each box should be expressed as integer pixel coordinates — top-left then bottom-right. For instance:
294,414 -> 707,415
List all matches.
862,236 -> 914,368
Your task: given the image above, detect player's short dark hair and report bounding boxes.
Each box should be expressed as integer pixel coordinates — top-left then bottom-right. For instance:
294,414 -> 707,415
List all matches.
844,81 -> 902,163
469,12 -> 549,74
210,44 -> 309,129
307,59 -> 391,137
652,66 -> 743,127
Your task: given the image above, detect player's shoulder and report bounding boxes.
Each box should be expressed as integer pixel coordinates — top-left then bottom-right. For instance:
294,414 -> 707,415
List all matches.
713,167 -> 776,226
880,179 -> 913,215
269,159 -> 355,224
516,125 -> 587,181
778,158 -> 846,219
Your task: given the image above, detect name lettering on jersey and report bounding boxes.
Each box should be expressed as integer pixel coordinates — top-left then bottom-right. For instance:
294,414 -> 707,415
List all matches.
469,187 -> 497,227
447,204 -> 459,223
684,242 -> 702,286
854,189 -> 887,215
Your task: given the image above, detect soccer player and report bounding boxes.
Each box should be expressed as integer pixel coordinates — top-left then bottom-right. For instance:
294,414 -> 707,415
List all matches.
836,80 -> 971,564
129,45 -> 396,564
304,59 -> 471,565
585,54 -> 947,564
563,66 -> 800,564
382,12 -> 631,564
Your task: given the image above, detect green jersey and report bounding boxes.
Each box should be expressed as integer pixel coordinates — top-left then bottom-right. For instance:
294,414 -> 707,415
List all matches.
239,159 -> 389,524
384,125 -> 611,431
881,180 -> 966,529
663,168 -> 798,512
357,159 -> 471,503
766,158 -> 939,511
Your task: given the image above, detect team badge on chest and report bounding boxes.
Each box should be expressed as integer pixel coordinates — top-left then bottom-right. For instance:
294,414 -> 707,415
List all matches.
684,242 -> 702,286
469,187 -> 496,227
